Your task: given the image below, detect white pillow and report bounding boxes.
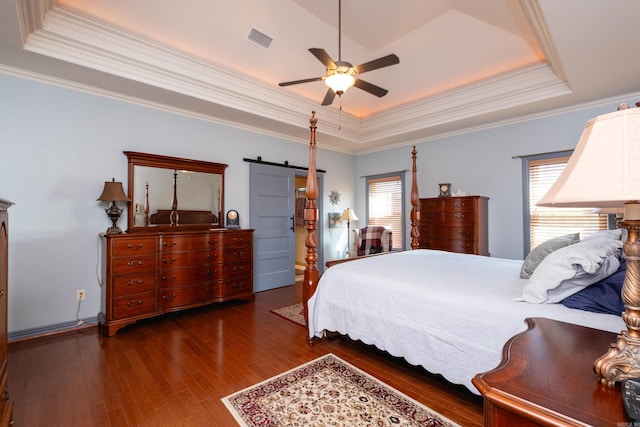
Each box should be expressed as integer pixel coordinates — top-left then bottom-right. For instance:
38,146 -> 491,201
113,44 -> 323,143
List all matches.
582,229 -> 623,241
515,237 -> 623,304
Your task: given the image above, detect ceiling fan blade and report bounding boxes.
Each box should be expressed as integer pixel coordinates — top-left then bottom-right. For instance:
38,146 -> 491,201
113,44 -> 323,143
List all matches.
309,48 -> 337,69
279,77 -> 324,87
353,79 -> 389,98
321,89 -> 336,106
354,54 -> 400,74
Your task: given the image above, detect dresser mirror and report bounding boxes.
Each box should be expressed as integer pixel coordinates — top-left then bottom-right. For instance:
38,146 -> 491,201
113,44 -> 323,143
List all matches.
124,151 -> 227,231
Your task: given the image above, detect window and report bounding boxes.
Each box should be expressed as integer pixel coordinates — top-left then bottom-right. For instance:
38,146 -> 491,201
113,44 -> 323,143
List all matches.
523,152 -> 608,254
366,173 -> 405,250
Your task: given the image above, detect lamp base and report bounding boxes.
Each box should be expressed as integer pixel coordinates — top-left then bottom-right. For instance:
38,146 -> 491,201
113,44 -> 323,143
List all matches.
595,331 -> 640,387
595,218 -> 640,386
105,225 -> 124,235
104,203 -> 124,235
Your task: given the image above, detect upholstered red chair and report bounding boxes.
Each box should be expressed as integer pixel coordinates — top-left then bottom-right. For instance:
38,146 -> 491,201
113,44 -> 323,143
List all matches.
352,226 -> 392,257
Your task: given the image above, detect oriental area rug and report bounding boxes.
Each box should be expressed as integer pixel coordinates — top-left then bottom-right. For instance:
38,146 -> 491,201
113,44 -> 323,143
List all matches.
222,353 -> 460,427
271,303 -> 306,328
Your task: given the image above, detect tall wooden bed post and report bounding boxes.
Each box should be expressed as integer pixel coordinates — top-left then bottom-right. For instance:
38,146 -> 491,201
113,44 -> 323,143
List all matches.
303,112 -> 319,332
410,146 -> 420,250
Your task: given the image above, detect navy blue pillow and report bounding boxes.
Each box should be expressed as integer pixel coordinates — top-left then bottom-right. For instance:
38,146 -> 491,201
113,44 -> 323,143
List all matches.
561,258 -> 626,315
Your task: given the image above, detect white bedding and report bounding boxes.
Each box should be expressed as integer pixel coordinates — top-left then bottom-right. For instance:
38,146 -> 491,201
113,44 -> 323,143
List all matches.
307,249 -> 626,394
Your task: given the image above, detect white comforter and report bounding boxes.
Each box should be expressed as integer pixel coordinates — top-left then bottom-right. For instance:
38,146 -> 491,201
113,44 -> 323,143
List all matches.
307,249 -> 626,394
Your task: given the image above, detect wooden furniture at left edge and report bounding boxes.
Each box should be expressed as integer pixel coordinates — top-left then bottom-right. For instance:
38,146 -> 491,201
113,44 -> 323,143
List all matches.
301,110 -> 421,336
0,198 -> 14,426
473,318 -> 626,426
100,228 -> 254,336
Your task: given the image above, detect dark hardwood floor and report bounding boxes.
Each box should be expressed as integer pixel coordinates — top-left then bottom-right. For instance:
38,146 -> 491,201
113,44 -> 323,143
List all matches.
8,282 -> 483,426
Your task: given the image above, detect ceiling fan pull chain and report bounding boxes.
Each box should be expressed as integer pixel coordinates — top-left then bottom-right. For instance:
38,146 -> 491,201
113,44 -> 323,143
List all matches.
338,96 -> 343,130
338,0 -> 342,61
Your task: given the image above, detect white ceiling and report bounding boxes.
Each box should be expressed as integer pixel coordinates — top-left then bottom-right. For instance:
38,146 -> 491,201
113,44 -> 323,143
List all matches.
1,0 -> 639,154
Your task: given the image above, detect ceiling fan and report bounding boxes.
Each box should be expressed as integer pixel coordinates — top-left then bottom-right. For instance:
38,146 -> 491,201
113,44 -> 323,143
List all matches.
278,0 -> 400,106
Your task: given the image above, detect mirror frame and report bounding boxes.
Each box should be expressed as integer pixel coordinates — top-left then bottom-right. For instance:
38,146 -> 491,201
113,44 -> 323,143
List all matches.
124,151 -> 227,232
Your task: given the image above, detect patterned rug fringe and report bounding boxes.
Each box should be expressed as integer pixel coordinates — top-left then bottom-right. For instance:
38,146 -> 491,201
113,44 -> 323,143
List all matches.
222,353 -> 461,427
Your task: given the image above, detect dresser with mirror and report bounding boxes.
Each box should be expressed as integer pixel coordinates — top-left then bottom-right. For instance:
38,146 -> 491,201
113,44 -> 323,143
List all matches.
99,152 -> 254,336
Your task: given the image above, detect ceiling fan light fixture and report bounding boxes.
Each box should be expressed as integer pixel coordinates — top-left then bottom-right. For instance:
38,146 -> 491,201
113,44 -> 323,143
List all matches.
325,70 -> 355,94
278,0 -> 398,105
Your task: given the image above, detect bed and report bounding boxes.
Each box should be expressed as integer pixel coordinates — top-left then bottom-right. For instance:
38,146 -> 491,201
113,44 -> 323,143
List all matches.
298,112 -> 627,395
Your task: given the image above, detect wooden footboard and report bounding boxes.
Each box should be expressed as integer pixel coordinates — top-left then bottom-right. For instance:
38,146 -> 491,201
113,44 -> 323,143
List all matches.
302,111 -> 420,344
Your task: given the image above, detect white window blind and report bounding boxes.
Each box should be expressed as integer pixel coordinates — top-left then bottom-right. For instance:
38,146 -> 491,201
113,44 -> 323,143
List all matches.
367,174 -> 403,250
528,156 -> 607,250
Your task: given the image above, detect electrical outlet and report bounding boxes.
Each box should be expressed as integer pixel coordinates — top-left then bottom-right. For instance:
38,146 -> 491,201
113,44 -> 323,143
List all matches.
77,290 -> 85,301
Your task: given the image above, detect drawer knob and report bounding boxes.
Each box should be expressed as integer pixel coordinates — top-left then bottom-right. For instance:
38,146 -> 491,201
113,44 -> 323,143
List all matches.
126,279 -> 144,286
127,243 -> 144,250
162,294 -> 176,301
127,260 -> 144,266
126,300 -> 143,306
162,257 -> 177,264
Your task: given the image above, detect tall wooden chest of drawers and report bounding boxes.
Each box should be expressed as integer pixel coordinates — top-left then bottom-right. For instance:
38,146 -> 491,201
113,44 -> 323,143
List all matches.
0,199 -> 13,426
418,196 -> 489,256
100,229 -> 254,336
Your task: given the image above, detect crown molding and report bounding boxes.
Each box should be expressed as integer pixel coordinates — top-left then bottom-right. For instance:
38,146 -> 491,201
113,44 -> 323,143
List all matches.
361,63 -> 571,143
16,2 -> 574,149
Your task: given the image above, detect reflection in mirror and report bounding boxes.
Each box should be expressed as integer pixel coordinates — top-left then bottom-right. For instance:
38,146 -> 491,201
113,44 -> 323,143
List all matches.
124,151 -> 227,231
132,167 -> 222,227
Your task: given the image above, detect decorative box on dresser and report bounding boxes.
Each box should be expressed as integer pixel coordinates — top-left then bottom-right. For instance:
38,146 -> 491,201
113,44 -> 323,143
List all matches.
100,229 -> 254,336
418,195 -> 489,256
0,199 -> 14,426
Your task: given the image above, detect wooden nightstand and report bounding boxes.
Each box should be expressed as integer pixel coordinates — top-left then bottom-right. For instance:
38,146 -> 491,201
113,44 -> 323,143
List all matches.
473,317 -> 626,426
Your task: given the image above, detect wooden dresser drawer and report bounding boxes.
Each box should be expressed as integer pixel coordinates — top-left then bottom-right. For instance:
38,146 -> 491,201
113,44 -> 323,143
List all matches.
424,239 -> 475,254
158,284 -> 222,310
160,234 -> 212,252
223,246 -> 252,262
111,237 -> 156,256
420,199 -> 442,212
420,226 -> 473,239
223,231 -> 252,247
111,255 -> 156,275
111,294 -> 156,319
443,198 -> 475,212
158,266 -> 218,288
112,272 -> 156,297
159,250 -> 214,268
223,278 -> 252,297
443,212 -> 474,224
222,263 -> 252,281
420,211 -> 442,223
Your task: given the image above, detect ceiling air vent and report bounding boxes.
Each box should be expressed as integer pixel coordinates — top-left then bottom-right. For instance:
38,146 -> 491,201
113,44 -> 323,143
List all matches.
248,27 -> 273,50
